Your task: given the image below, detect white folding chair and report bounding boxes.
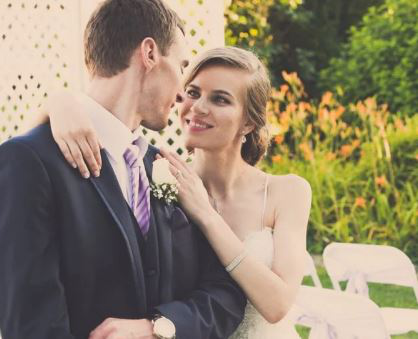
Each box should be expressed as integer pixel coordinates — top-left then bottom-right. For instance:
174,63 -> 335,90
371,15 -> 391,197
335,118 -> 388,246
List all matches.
282,251 -> 323,337
291,285 -> 389,339
304,251 -> 323,288
323,242 -> 418,335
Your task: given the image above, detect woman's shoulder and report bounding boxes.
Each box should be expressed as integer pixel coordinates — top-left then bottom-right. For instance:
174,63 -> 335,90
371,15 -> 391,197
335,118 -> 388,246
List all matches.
268,173 -> 310,190
267,173 -> 311,204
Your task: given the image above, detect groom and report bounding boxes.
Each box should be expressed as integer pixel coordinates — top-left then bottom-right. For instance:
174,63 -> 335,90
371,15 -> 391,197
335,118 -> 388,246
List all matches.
0,0 -> 246,338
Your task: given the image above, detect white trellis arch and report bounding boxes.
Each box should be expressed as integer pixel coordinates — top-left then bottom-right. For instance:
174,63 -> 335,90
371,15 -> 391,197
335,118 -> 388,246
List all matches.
0,0 -> 225,155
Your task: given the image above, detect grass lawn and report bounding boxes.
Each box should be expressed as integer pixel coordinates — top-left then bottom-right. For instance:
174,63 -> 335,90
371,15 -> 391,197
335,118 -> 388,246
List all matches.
295,266 -> 418,339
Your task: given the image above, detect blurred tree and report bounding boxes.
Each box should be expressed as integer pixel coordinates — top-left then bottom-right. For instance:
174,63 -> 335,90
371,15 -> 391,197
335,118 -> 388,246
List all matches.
225,0 -> 384,97
225,0 -> 276,66
319,0 -> 418,117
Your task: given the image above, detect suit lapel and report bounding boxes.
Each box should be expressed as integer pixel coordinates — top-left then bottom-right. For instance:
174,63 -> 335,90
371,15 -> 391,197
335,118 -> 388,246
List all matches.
143,148 -> 174,302
89,151 -> 147,313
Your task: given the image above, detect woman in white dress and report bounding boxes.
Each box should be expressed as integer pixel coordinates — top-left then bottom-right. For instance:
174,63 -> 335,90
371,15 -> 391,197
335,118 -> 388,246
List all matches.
41,46 -> 311,338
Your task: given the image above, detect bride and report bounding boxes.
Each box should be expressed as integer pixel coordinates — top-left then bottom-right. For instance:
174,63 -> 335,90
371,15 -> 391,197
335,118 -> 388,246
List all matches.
40,46 -> 311,338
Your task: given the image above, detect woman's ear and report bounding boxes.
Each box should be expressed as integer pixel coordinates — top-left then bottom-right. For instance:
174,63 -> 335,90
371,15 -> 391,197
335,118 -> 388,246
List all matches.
242,120 -> 255,135
138,37 -> 160,72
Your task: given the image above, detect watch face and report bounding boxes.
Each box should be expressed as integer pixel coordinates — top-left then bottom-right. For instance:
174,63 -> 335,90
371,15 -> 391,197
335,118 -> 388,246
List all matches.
154,317 -> 175,338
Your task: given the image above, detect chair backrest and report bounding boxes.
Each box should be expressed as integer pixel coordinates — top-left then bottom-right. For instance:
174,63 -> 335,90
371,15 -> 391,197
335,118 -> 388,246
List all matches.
293,286 -> 389,339
304,251 -> 322,288
323,242 -> 418,300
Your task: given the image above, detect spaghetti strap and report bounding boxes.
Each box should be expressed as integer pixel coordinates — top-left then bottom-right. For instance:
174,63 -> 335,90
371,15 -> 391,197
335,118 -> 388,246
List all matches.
261,175 -> 269,229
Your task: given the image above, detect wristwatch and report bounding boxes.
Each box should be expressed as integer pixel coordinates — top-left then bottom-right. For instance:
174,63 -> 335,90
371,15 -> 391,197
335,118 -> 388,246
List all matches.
152,315 -> 176,339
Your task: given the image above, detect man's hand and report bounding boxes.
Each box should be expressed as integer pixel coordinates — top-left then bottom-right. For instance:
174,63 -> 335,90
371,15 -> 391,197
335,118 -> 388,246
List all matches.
89,318 -> 155,339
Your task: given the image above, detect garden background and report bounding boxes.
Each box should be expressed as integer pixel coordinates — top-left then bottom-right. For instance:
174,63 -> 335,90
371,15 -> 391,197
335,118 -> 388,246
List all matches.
225,0 -> 417,265
226,1 -> 417,336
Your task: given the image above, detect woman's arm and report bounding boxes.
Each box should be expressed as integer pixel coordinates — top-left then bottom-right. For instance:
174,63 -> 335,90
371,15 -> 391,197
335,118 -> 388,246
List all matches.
33,90 -> 102,178
162,150 -> 311,323
231,175 -> 310,322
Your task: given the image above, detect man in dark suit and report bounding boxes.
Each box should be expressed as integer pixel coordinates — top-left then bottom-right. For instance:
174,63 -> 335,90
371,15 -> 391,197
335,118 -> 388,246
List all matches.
0,1 -> 246,338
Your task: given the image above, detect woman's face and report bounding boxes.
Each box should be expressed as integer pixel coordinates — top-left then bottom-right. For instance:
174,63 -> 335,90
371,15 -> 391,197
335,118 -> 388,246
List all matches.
179,65 -> 250,152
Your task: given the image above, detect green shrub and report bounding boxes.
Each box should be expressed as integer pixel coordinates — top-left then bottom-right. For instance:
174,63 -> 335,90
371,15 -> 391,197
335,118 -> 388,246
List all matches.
261,72 -> 418,263
319,0 -> 418,117
225,0 -> 384,96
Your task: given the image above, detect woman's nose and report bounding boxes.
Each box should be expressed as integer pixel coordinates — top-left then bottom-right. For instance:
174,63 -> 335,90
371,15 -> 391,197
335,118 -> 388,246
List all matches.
193,98 -> 209,115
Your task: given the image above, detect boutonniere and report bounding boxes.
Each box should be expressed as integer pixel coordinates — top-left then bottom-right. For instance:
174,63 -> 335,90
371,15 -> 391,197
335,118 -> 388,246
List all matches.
150,158 -> 179,205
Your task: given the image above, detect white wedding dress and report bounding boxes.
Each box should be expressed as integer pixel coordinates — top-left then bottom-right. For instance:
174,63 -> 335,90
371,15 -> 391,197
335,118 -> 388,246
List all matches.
229,176 -> 300,339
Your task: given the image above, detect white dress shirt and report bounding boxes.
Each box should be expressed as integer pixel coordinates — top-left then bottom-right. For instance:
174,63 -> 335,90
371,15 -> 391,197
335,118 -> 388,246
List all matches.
76,93 -> 149,205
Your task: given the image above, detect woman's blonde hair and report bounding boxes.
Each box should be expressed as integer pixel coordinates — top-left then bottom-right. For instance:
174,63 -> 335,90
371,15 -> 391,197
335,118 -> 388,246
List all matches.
184,46 -> 271,165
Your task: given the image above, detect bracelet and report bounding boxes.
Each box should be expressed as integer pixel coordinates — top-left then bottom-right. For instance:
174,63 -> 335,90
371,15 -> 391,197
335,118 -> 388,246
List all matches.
225,250 -> 247,273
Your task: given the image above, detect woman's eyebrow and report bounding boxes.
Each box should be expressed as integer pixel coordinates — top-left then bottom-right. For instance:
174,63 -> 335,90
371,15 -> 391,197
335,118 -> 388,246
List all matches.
187,85 -> 235,100
213,89 -> 234,99
187,84 -> 200,90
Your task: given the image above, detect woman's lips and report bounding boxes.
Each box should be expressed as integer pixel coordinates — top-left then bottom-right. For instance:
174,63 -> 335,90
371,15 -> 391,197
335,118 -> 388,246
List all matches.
185,118 -> 214,132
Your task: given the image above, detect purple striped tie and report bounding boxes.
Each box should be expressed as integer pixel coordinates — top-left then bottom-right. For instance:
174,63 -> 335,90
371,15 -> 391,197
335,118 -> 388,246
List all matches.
123,143 -> 150,235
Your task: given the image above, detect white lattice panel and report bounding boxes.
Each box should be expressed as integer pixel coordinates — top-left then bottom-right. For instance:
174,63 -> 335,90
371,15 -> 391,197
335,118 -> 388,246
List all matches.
0,1 -> 82,142
0,0 -> 225,156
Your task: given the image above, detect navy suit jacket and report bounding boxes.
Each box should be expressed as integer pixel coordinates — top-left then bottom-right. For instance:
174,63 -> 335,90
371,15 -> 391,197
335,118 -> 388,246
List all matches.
0,124 -> 246,339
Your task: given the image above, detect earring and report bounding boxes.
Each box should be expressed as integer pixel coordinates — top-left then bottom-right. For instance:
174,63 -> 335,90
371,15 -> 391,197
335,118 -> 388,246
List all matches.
242,135 -> 247,143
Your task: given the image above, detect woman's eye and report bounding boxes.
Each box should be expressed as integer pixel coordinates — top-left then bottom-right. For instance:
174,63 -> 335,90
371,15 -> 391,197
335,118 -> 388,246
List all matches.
186,89 -> 199,98
213,95 -> 229,105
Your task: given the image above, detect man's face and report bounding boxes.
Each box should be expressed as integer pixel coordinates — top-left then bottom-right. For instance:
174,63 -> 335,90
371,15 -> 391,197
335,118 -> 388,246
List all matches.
140,28 -> 189,131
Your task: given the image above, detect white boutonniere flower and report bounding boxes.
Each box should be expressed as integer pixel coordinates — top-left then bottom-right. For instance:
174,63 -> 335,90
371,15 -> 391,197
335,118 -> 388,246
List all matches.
150,158 -> 179,204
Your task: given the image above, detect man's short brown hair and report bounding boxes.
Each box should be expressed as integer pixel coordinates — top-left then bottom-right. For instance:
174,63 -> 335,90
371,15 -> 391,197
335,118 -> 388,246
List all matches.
84,0 -> 184,77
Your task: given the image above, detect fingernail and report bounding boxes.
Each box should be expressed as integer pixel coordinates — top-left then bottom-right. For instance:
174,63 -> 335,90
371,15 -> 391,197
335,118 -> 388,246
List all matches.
72,163 -> 77,169
94,170 -> 100,177
83,172 -> 90,179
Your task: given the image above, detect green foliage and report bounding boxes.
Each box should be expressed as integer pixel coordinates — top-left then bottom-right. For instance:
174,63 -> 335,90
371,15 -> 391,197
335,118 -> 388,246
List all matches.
261,72 -> 418,264
267,0 -> 384,95
320,0 -> 418,117
225,0 -> 383,96
226,0 -> 417,263
224,0 -> 275,65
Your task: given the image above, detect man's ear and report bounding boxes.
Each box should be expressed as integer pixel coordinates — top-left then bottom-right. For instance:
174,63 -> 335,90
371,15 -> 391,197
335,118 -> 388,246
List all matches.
138,37 -> 161,72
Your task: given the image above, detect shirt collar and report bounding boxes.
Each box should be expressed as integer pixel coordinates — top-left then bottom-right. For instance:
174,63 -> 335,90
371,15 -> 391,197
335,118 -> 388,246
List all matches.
133,131 -> 149,160
76,92 -> 148,161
